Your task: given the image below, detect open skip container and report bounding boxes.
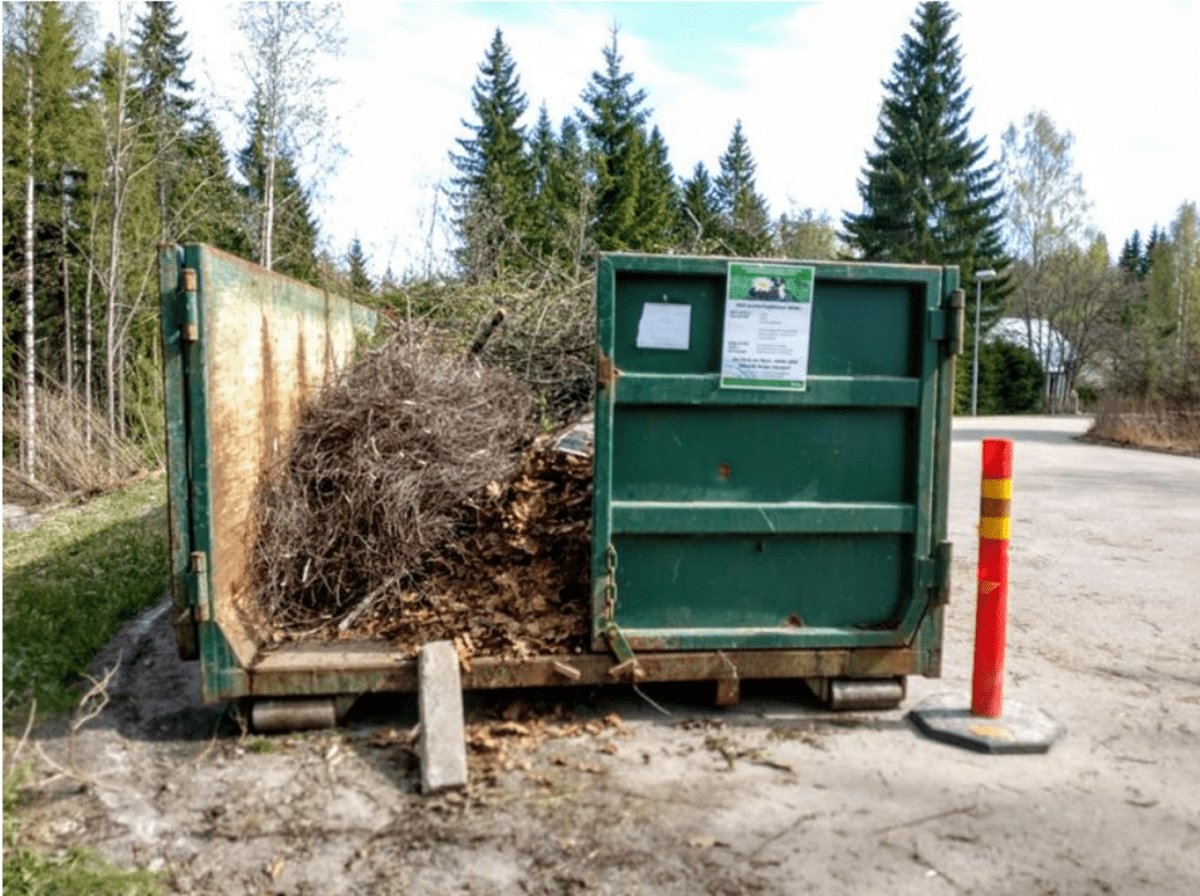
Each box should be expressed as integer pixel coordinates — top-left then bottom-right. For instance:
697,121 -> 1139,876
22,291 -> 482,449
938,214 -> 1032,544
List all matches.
160,245 -> 961,720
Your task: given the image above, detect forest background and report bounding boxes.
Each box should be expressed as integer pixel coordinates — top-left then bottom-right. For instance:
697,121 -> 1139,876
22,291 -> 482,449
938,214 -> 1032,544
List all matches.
4,1 -> 1198,502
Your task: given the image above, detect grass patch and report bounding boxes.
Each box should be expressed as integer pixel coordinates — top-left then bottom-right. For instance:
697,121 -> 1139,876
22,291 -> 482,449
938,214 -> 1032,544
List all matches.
2,474 -> 169,720
1089,398 -> 1200,455
4,766 -> 164,895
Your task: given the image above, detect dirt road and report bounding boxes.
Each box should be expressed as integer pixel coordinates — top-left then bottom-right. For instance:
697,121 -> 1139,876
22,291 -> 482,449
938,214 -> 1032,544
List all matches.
12,415 -> 1200,895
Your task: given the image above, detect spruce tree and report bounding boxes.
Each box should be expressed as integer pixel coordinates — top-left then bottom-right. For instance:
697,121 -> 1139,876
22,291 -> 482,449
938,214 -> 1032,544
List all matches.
1118,230 -> 1143,279
239,108 -> 320,285
178,110 -> 252,256
347,237 -> 373,295
715,120 -> 771,256
677,162 -> 720,254
132,1 -> 194,241
450,28 -> 533,281
579,29 -> 674,252
635,125 -> 678,252
526,103 -> 558,261
841,1 -> 1006,281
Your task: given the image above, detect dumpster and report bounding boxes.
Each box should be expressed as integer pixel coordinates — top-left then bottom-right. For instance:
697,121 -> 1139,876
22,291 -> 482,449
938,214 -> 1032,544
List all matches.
160,245 -> 960,715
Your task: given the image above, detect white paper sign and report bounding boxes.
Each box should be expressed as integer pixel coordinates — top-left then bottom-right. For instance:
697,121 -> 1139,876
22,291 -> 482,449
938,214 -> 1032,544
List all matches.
636,302 -> 692,351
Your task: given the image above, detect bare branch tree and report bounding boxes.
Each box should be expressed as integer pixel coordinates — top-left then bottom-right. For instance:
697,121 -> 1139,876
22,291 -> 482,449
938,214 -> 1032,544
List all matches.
236,2 -> 343,271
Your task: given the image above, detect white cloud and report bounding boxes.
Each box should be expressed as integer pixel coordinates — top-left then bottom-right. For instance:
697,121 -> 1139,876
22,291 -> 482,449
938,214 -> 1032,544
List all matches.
101,1 -> 1200,276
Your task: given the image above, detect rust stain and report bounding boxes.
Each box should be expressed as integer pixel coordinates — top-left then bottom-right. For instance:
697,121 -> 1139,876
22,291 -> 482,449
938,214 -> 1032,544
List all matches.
784,613 -> 805,628
296,321 -> 309,398
597,351 -> 620,391
717,462 -> 732,482
261,313 -> 280,461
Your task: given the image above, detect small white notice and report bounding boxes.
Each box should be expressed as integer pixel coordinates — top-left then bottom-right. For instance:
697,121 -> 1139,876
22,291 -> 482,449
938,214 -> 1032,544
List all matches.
636,301 -> 692,350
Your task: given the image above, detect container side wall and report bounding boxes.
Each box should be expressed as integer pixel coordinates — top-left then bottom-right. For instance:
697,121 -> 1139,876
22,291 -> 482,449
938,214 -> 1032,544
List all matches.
187,245 -> 376,689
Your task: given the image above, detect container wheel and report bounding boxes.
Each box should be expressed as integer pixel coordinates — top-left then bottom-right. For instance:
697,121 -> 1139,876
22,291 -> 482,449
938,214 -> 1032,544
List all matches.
249,696 -> 354,733
806,677 -> 906,711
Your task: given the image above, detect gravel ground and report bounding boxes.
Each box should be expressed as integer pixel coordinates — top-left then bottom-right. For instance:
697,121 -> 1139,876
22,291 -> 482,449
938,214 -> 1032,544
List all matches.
8,415 -> 1199,896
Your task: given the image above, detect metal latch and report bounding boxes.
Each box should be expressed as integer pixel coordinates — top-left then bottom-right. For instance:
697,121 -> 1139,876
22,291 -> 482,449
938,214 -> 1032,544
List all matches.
182,268 -> 199,342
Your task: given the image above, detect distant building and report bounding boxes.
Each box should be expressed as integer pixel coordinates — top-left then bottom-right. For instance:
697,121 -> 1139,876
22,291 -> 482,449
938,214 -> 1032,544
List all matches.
987,317 -> 1077,410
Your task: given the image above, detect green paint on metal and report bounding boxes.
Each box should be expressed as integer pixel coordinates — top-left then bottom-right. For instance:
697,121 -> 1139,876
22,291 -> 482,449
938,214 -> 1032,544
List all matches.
159,244 -> 379,702
611,501 -> 915,534
593,254 -> 954,670
158,245 -> 198,659
615,373 -> 921,407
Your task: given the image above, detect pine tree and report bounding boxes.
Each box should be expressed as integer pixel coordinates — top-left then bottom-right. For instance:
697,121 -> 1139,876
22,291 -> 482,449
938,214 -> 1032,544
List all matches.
715,120 -> 771,256
579,29 -> 669,251
132,1 -> 193,242
450,28 -> 533,281
841,1 -> 1007,282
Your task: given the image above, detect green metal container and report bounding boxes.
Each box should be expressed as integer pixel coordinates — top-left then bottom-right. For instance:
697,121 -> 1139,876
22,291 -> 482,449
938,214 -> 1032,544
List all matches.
591,254 -> 961,691
161,246 -> 959,712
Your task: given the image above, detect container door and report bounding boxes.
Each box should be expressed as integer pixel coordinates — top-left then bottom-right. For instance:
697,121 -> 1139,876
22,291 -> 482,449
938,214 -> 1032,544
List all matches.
592,255 -> 957,655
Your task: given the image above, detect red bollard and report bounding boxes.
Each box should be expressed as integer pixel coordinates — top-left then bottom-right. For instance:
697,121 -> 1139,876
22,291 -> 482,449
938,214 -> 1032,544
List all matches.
972,439 -> 1013,718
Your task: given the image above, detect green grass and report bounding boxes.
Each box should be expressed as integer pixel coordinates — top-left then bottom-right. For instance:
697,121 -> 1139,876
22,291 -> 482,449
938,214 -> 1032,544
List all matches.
4,766 -> 164,895
2,474 -> 169,719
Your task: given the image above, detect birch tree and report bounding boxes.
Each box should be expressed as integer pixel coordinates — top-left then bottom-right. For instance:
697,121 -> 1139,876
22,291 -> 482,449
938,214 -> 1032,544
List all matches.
236,2 -> 343,271
2,2 -> 90,477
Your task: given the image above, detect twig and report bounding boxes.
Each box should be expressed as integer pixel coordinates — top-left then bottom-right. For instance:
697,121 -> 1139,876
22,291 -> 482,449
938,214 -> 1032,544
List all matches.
872,803 -> 977,835
632,684 -> 672,717
32,742 -> 122,792
337,576 -> 401,631
7,698 -> 37,769
68,654 -> 121,770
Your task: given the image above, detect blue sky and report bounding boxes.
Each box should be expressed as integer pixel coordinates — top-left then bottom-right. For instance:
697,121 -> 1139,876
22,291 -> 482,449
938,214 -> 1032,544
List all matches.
100,1 -> 1200,279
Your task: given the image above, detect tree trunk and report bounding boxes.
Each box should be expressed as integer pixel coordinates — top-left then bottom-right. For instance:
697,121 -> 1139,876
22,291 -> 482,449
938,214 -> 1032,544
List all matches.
62,173 -> 73,396
23,33 -> 37,478
85,256 -> 94,451
263,148 -> 276,270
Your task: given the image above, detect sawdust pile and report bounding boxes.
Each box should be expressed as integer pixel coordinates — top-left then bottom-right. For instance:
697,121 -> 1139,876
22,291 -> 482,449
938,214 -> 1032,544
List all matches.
252,334 -> 592,656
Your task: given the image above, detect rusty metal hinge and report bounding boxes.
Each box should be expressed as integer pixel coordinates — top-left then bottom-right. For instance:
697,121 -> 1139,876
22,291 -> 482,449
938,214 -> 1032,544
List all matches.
928,290 -> 966,355
182,268 -> 199,342
190,550 -> 211,622
917,541 -> 953,605
948,289 -> 965,355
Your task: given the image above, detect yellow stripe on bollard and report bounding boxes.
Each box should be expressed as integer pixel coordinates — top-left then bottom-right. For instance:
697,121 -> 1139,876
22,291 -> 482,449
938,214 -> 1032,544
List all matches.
981,478 -> 1013,499
979,516 -> 1011,541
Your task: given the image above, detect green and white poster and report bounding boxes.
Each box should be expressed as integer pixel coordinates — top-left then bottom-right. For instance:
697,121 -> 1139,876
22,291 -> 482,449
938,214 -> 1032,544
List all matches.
720,262 -> 816,390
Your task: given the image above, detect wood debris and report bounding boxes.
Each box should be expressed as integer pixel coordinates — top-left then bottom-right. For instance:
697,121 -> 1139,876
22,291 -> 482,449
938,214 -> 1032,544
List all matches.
250,334 -> 593,658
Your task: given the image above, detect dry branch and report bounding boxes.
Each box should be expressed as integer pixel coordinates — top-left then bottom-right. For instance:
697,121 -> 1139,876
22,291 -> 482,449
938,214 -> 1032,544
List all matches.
251,332 -> 593,656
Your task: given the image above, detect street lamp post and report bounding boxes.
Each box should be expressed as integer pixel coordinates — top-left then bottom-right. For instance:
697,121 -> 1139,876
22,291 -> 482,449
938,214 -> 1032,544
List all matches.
971,269 -> 997,416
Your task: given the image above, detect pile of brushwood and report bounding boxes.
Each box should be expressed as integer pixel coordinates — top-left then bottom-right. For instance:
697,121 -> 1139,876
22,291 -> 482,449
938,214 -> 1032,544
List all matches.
251,332 -> 592,659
